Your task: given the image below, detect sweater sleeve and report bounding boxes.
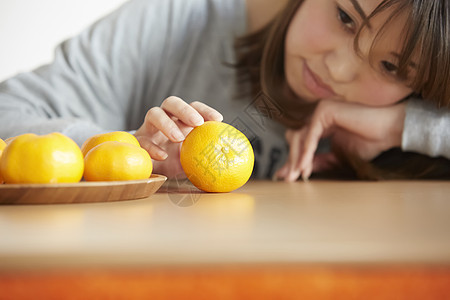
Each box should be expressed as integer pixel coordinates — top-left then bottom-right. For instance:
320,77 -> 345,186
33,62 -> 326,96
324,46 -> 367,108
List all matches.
0,0 -> 247,146
0,0 -> 154,146
402,99 -> 450,159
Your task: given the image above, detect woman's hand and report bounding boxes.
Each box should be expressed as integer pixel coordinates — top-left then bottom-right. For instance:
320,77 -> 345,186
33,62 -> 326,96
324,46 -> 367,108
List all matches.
276,99 -> 407,182
134,96 -> 223,178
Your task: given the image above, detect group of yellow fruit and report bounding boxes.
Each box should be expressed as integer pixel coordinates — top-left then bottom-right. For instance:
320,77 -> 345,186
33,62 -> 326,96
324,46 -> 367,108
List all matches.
0,122 -> 254,193
0,131 -> 152,184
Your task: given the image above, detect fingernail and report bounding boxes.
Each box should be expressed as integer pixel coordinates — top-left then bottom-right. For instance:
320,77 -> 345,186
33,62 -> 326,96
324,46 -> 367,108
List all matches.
211,112 -> 223,122
171,129 -> 185,142
301,173 -> 310,182
191,115 -> 204,126
287,170 -> 299,182
159,151 -> 168,160
302,166 -> 312,182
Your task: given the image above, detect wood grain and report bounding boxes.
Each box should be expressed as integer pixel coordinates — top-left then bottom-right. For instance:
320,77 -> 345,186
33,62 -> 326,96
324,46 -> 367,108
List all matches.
0,174 -> 166,205
1,266 -> 450,299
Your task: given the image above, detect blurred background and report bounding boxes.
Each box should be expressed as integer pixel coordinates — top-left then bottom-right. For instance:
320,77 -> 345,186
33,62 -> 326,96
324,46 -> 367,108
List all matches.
0,0 -> 128,82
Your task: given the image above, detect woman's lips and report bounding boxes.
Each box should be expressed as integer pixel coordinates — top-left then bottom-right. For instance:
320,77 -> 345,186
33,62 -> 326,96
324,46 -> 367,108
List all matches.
302,63 -> 336,99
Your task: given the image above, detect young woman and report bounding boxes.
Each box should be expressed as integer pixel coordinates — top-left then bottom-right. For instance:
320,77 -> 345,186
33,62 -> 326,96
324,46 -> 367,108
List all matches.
0,0 -> 449,181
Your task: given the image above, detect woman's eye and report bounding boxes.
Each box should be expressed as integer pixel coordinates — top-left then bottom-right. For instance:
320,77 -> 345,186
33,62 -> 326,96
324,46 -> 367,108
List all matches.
381,61 -> 398,74
337,7 -> 355,32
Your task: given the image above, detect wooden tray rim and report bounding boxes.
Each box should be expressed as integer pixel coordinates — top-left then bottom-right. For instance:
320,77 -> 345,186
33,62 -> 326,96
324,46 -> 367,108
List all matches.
0,174 -> 167,189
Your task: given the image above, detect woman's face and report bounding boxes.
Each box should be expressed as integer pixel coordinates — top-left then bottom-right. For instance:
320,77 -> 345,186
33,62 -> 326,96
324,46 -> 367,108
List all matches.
284,0 -> 415,106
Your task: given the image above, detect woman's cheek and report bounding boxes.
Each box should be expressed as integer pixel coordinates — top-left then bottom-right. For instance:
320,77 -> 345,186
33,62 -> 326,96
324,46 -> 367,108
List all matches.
353,83 -> 410,106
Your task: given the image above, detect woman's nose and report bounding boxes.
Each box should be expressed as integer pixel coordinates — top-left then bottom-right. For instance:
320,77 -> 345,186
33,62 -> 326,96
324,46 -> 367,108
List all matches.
324,44 -> 360,83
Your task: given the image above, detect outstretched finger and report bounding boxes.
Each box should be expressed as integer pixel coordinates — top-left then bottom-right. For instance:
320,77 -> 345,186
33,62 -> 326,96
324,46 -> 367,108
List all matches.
274,163 -> 289,181
298,121 -> 325,180
144,107 -> 185,142
136,136 -> 168,161
161,96 -> 204,127
285,130 -> 303,182
190,101 -> 223,122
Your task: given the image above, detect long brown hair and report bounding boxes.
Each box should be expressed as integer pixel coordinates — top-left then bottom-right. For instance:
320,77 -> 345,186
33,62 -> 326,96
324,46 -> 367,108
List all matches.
234,0 -> 450,179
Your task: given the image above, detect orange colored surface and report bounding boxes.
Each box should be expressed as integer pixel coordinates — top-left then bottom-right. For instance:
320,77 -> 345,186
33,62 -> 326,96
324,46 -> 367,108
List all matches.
1,266 -> 450,300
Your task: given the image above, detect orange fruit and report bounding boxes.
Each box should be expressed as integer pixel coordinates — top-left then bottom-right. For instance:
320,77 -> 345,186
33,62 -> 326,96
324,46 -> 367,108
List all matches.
0,138 -> 7,183
84,141 -> 152,181
0,133 -> 84,184
81,131 -> 140,157
4,137 -> 16,145
180,121 -> 254,193
0,138 -> 7,151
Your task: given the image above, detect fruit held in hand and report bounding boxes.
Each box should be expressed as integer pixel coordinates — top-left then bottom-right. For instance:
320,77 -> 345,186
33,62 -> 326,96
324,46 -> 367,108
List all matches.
0,133 -> 84,184
180,121 -> 254,193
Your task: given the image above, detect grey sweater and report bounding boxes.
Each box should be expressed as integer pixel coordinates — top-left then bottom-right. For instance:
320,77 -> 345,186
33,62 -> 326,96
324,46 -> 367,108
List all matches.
0,0 -> 449,179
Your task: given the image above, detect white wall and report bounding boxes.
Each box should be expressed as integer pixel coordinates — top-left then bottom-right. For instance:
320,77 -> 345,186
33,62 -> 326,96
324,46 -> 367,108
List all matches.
0,0 -> 128,82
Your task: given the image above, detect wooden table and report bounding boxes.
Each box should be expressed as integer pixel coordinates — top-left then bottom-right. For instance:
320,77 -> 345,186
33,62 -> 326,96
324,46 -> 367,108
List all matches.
1,180 -> 450,299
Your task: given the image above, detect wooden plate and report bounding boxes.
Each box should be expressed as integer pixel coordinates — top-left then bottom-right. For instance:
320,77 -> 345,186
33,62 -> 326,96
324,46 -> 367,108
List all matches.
0,174 -> 167,205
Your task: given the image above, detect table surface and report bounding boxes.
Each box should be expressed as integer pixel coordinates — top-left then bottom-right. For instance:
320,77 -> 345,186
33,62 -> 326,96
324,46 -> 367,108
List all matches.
1,180 -> 450,270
